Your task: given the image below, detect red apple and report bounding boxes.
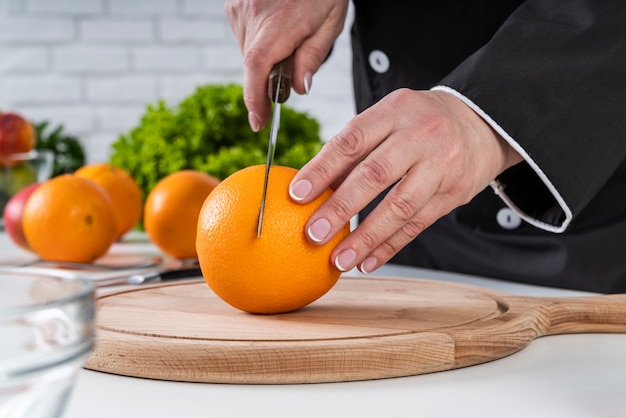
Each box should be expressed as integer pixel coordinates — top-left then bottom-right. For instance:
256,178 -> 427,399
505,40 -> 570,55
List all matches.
0,112 -> 36,158
2,182 -> 41,251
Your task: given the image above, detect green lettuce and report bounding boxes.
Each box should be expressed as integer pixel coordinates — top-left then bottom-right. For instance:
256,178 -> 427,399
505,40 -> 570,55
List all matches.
110,83 -> 323,199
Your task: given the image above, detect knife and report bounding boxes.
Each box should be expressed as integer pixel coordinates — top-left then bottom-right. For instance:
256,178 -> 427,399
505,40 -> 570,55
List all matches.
257,54 -> 294,238
1,266 -> 203,288
93,267 -> 203,288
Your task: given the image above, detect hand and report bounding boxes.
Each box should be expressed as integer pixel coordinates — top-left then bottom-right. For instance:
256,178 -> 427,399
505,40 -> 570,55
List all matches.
225,0 -> 349,131
288,89 -> 524,273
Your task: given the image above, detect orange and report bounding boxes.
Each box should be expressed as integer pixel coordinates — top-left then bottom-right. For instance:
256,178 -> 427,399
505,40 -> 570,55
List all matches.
74,162 -> 143,239
196,165 -> 350,314
144,170 -> 220,260
22,174 -> 117,263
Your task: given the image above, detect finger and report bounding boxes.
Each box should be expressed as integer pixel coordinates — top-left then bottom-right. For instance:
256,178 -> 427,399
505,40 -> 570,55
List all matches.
223,1 -> 245,51
290,1 -> 348,94
289,96 -> 398,204
242,51 -> 273,131
233,1 -> 349,130
355,193 -> 453,274
241,19 -> 304,130
301,125 -> 428,247
328,160 -> 440,270
291,25 -> 343,95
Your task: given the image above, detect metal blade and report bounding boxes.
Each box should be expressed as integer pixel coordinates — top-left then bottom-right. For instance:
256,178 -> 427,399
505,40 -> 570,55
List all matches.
94,268 -> 203,288
257,71 -> 283,238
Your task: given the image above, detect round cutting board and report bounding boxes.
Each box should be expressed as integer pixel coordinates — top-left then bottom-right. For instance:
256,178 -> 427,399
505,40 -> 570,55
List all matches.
84,276 -> 626,384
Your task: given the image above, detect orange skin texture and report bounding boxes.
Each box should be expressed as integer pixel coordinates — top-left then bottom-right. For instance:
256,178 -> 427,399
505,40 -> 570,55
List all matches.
196,165 -> 351,314
144,170 -> 220,260
75,163 -> 143,239
22,175 -> 117,263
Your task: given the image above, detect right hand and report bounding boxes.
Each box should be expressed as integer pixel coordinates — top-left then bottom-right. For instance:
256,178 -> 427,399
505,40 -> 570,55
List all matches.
288,89 -> 524,273
225,0 -> 350,131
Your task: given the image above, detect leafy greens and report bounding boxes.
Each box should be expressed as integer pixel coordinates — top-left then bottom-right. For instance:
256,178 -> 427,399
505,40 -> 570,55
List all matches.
110,84 -> 323,199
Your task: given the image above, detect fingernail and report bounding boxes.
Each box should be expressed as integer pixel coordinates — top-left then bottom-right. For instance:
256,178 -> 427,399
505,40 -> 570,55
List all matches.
304,72 -> 312,95
289,179 -> 312,201
334,249 -> 357,272
307,218 -> 331,243
360,256 -> 378,274
248,112 -> 260,132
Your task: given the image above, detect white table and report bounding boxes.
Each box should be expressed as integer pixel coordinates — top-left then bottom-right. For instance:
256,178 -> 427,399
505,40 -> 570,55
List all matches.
1,232 -> 624,418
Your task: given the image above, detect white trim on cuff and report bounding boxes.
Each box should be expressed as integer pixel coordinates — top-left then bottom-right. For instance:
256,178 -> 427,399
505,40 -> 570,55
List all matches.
431,84 -> 572,233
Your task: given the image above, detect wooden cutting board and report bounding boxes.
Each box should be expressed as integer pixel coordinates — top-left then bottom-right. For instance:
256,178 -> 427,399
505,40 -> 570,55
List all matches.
84,276 -> 626,384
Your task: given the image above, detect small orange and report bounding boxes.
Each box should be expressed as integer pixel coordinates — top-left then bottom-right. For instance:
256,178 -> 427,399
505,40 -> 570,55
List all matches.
144,170 -> 220,260
22,174 -> 117,263
74,162 -> 143,239
196,165 -> 350,314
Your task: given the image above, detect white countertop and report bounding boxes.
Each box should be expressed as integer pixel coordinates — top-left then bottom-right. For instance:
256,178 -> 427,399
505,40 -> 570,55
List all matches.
1,232 -> 624,418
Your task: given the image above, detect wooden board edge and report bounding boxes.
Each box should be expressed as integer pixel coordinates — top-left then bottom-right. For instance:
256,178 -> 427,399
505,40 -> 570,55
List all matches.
85,328 -> 459,384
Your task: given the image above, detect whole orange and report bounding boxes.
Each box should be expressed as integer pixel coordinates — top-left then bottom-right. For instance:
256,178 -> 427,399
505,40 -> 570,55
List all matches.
144,170 -> 220,260
196,165 -> 350,314
22,174 -> 117,263
75,162 -> 143,239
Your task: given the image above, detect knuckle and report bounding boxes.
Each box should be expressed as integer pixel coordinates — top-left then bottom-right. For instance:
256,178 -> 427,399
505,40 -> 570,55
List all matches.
242,46 -> 265,69
242,91 -> 263,112
242,90 -> 256,106
357,158 -> 393,188
324,197 -> 354,222
445,176 -> 470,199
304,154 -> 333,181
299,44 -> 327,69
223,0 -> 239,17
458,191 -> 474,206
385,88 -> 412,106
330,126 -> 364,159
378,239 -> 401,259
246,0 -> 262,14
376,220 -> 425,260
387,192 -> 418,221
384,88 -> 424,116
401,218 -> 428,239
418,109 -> 448,139
385,89 -> 454,140
355,228 -> 378,250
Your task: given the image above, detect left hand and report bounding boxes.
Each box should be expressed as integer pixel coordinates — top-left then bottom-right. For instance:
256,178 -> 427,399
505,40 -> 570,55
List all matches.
288,89 -> 523,273
224,0 -> 349,131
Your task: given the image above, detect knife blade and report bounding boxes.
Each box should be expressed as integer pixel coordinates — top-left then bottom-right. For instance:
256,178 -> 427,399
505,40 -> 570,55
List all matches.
257,55 -> 294,238
1,265 -> 203,288
93,267 -> 203,288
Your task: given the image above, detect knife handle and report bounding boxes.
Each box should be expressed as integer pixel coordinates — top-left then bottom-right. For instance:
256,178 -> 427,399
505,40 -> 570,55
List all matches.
160,267 -> 203,281
268,54 -> 294,103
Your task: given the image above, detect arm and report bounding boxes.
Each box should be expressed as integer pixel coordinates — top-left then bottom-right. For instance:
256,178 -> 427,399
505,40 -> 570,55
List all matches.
290,0 -> 626,274
434,0 -> 626,232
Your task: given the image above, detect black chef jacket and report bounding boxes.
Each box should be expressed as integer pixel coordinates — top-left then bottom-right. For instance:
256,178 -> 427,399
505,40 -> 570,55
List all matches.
352,0 -> 626,293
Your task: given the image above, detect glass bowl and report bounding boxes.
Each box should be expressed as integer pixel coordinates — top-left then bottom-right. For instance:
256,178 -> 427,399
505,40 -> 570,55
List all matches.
0,268 -> 95,418
0,150 -> 54,228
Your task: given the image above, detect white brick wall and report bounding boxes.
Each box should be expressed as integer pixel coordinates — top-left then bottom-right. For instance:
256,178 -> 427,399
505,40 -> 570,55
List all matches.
0,17 -> 75,42
80,19 -> 154,42
25,0 -> 102,14
0,0 -> 355,163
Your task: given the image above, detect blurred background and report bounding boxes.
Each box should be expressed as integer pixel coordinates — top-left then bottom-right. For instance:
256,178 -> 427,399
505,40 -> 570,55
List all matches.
0,0 -> 355,163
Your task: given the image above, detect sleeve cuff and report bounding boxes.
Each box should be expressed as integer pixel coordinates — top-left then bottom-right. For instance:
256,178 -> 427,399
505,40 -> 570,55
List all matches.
431,85 -> 572,233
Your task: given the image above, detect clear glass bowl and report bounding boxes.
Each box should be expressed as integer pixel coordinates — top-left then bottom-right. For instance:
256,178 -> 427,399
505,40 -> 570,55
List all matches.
0,268 -> 95,418
0,149 -> 54,229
